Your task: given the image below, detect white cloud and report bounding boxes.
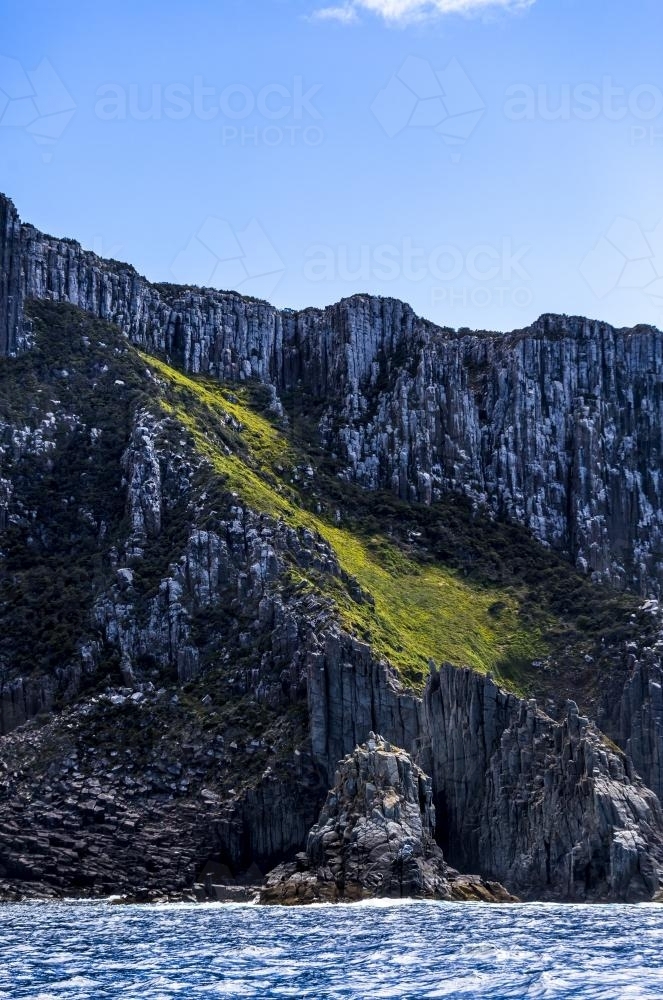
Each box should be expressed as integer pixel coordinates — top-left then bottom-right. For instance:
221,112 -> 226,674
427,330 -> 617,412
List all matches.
313,0 -> 535,24
311,3 -> 359,21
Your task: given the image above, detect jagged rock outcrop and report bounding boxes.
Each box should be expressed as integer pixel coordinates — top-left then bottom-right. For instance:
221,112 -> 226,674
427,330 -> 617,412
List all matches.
483,697 -> 663,901
302,607 -> 663,901
261,734 -> 515,904
302,651 -> 663,901
618,601 -> 663,803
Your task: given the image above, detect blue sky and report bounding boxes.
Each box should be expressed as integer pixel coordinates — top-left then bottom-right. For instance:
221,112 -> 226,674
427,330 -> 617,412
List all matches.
1,0 -> 662,331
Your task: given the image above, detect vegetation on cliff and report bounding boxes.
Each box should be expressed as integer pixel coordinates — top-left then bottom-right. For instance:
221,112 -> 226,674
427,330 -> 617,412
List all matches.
0,299 -> 660,902
0,300 -> 650,704
142,353 -> 544,688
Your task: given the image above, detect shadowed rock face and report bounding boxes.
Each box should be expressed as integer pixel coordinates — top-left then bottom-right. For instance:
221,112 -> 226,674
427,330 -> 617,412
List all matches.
260,734 -> 515,904
423,668 -> 663,901
307,659 -> 663,901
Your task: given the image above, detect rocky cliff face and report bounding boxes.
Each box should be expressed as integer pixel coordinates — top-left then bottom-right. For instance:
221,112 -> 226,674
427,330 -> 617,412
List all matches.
618,603 -> 663,804
326,309 -> 663,599
2,193 -> 662,596
423,666 -> 663,901
2,196 -> 663,904
305,646 -> 663,900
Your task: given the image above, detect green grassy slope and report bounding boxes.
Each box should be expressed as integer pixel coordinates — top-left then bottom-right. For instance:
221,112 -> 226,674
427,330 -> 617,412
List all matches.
141,354 -> 546,690
1,300 -> 653,708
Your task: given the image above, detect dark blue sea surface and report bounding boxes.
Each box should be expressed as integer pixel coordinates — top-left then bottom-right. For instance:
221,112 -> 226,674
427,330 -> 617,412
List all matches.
0,899 -> 661,999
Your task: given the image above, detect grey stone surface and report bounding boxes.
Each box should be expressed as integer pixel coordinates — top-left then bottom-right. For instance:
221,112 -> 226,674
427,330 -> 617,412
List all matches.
307,653 -> 663,901
0,196 -> 22,356
423,665 -> 663,901
617,601 -> 663,803
261,734 -> 515,904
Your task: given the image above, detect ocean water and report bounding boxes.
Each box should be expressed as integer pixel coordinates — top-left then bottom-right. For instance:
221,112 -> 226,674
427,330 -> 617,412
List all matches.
0,900 -> 661,999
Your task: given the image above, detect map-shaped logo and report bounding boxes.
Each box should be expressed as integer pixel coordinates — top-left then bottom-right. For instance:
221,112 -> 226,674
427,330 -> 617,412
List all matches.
371,55 -> 485,146
580,217 -> 663,319
0,56 -> 76,161
171,218 -> 285,300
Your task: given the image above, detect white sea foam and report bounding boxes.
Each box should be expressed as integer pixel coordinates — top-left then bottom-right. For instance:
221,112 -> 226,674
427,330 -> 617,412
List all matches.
2,901 -> 663,998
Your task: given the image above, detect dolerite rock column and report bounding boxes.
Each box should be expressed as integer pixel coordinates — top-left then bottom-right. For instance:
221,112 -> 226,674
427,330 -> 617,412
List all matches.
260,733 -> 515,904
0,195 -> 23,356
424,664 -> 663,901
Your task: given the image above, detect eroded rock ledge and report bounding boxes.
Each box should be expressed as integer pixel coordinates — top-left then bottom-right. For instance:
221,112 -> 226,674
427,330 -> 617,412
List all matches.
260,734 -> 515,905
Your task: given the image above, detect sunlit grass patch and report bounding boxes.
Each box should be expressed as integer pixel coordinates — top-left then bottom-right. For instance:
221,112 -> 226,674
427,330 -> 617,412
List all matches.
141,352 -> 545,691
